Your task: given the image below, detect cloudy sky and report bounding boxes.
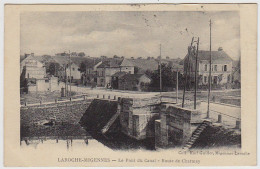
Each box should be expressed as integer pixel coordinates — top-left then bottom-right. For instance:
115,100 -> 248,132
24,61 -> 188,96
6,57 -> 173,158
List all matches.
21,11 -> 240,60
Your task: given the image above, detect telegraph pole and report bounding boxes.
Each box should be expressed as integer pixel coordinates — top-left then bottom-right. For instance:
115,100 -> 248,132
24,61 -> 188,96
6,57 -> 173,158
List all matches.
207,20 -> 212,118
69,50 -> 72,97
194,37 -> 199,109
182,37 -> 194,108
64,64 -> 67,97
159,44 -> 162,95
176,68 -> 179,104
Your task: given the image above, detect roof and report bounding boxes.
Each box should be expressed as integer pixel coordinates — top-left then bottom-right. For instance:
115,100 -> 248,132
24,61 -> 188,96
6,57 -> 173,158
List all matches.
183,50 -> 233,64
97,58 -> 123,68
197,50 -> 233,62
111,71 -> 127,77
52,56 -> 71,66
121,58 -> 159,72
20,54 -> 45,64
71,57 -> 101,68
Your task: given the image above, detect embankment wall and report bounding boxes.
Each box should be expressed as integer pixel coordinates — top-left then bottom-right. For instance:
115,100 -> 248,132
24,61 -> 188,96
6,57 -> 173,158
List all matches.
20,99 -> 92,126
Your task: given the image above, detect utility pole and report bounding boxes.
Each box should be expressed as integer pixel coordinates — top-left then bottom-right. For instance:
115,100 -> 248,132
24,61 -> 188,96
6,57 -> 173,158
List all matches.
69,50 -> 72,97
176,68 -> 179,104
182,37 -> 194,108
159,44 -> 162,95
207,19 -> 212,118
194,37 -> 199,109
64,64 -> 67,97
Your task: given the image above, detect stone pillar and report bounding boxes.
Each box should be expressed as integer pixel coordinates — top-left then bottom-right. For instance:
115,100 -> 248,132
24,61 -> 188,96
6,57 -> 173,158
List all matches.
160,114 -> 169,147
217,115 -> 222,123
155,120 -> 161,148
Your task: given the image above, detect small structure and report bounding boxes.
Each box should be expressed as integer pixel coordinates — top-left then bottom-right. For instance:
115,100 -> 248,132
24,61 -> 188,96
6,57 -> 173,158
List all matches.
118,74 -> 151,91
111,72 -> 128,89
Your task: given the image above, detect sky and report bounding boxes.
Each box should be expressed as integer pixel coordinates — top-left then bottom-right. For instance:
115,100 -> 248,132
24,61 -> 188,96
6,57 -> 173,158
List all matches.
21,11 -> 240,60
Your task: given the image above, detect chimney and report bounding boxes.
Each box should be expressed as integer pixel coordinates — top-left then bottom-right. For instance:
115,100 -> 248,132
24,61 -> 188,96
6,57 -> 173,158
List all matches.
218,47 -> 223,51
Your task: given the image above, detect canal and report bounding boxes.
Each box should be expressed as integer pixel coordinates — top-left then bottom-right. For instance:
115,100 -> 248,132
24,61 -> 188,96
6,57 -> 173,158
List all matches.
20,123 -> 156,151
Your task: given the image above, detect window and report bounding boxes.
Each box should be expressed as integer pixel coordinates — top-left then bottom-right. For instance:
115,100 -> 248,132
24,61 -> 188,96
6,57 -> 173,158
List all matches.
72,68 -> 75,71
214,65 -> 217,71
204,65 -> 207,71
204,76 -> 207,83
224,65 -> 227,71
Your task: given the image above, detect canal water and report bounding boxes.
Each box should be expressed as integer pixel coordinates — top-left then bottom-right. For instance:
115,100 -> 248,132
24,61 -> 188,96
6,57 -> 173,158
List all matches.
20,123 -> 155,151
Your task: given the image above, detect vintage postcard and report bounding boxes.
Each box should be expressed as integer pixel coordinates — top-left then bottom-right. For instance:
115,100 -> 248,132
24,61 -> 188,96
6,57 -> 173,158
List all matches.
4,4 -> 257,167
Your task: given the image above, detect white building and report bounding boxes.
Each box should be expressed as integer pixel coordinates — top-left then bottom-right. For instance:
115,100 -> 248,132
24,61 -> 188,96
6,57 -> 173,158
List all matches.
20,53 -> 46,79
183,47 -> 233,85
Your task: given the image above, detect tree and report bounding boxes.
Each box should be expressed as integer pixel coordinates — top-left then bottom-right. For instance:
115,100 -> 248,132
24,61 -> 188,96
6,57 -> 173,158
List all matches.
78,52 -> 85,57
79,62 -> 87,73
148,63 -> 184,91
47,62 -> 60,76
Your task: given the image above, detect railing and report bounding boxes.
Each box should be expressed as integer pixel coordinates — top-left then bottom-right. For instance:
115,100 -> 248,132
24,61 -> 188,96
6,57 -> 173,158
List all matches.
21,94 -> 120,107
21,95 -> 92,107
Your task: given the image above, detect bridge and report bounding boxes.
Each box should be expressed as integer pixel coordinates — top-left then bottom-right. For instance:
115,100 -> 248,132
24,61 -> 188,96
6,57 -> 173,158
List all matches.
79,94 -> 241,149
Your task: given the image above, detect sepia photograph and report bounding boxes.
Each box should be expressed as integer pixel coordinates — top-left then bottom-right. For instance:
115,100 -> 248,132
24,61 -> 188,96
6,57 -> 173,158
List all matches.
3,3 -> 257,167
20,10 -> 241,151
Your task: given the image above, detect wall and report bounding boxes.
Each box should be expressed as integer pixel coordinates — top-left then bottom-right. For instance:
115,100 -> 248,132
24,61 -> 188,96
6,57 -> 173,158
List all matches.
66,63 -> 81,80
25,67 -> 46,79
120,66 -> 134,74
199,61 -> 232,85
155,103 -> 201,147
118,97 -> 160,140
21,99 -> 91,126
29,77 -> 62,93
36,79 -> 49,92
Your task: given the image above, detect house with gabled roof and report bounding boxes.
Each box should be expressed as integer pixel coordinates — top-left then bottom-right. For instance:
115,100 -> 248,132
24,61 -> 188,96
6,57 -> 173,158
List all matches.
20,53 -> 46,79
96,58 -> 123,87
183,47 -> 233,85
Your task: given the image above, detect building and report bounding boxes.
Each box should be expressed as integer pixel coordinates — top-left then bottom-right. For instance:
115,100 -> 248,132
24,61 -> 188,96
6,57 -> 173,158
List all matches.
96,58 -> 123,87
118,74 -> 151,91
52,56 -> 81,82
121,58 -> 159,74
20,53 -> 46,79
119,59 -> 135,74
84,60 -> 102,86
111,71 -> 128,89
183,47 -> 233,85
65,62 -> 81,81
